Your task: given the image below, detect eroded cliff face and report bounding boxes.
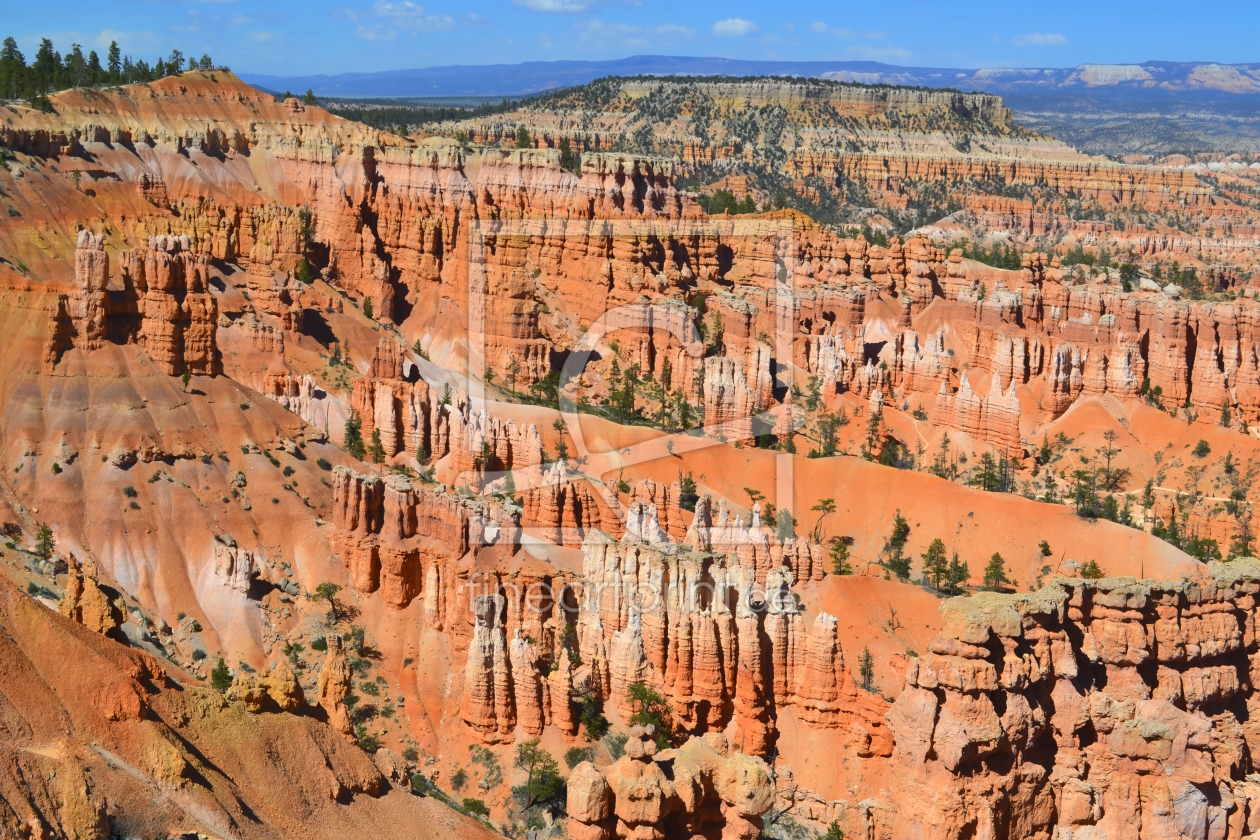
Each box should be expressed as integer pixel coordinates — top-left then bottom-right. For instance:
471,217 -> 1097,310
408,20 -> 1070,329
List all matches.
9,72 -> 1260,459
325,466 -> 885,757
885,562 -> 1260,840
7,71 -> 1260,840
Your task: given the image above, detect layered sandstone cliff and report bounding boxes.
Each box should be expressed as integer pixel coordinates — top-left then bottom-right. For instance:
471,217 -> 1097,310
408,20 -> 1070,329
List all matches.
49,230 -> 221,375
885,561 -> 1260,840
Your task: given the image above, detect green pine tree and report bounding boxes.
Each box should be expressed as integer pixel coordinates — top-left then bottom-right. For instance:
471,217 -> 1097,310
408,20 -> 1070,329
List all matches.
211,657 -> 232,691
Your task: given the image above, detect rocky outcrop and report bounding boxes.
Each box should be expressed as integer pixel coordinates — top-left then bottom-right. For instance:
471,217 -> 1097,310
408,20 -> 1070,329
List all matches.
461,594 -> 515,743
213,540 -> 258,593
18,75 -> 1260,439
52,231 -> 221,376
329,465 -> 522,564
316,635 -> 354,735
229,662 -> 305,713
264,372 -> 330,436
884,561 -> 1260,840
567,727 -> 775,840
520,462 -> 604,547
578,515 -> 889,755
59,555 -> 122,635
933,373 -> 1023,456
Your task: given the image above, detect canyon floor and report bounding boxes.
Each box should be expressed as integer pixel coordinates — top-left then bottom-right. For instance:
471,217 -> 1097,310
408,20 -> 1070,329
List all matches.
0,70 -> 1259,839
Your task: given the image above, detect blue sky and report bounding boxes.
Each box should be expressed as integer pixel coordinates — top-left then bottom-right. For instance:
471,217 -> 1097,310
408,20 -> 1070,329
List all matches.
2,0 -> 1257,77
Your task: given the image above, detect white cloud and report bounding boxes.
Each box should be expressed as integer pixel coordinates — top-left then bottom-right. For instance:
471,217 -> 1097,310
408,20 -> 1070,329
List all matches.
513,0 -> 592,11
1012,32 -> 1067,45
357,23 -> 396,39
810,22 -> 859,38
582,19 -> 694,37
91,29 -> 162,52
371,0 -> 455,31
845,44 -> 910,60
713,17 -> 756,36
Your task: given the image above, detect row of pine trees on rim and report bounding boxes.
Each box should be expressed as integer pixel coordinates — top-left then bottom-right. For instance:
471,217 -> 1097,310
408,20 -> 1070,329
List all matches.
0,37 -> 214,105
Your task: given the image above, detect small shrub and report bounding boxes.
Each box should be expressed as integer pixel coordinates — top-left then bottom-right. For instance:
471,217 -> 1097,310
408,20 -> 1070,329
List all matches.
461,798 -> 488,817
1192,439 -> 1211,457
123,486 -> 138,498
189,619 -> 202,632
858,646 -> 875,692
451,767 -> 467,789
565,745 -> 595,769
26,582 -> 54,599
310,636 -> 328,651
129,500 -> 140,510
605,732 -> 629,760
1080,560 -> 1106,579
239,403 -> 250,411
403,746 -> 418,762
354,723 -> 380,752
192,648 -> 207,661
51,462 -> 61,474
317,457 -> 332,471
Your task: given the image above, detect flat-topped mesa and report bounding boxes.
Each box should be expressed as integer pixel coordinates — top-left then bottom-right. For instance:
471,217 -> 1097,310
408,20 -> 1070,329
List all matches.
885,560 -> 1260,840
51,230 -> 221,376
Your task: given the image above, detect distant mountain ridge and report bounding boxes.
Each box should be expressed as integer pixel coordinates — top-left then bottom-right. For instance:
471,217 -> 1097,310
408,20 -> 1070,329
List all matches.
241,55 -> 1260,99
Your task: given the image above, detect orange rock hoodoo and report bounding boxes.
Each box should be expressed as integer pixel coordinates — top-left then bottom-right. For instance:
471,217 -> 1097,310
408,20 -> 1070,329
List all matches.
13,73 -> 1260,840
326,465 -> 882,758
886,562 -> 1260,840
567,726 -> 777,840
51,230 -> 221,375
21,75 -> 1260,457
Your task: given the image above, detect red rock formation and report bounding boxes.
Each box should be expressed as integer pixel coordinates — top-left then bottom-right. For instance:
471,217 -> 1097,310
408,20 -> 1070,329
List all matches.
577,520 -> 879,756
885,564 -> 1260,840
59,556 -> 122,635
461,594 -> 515,743
316,635 -> 354,735
520,462 -> 603,547
934,372 -> 1023,456
567,728 -> 776,840
213,540 -> 258,593
53,231 -> 221,376
509,630 -> 545,735
264,371 -> 330,436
